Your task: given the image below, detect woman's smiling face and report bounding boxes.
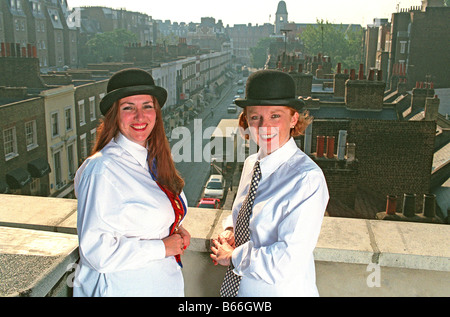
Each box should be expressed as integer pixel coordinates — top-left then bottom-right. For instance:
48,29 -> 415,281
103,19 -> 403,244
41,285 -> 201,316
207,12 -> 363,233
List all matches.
118,94 -> 157,147
246,105 -> 299,155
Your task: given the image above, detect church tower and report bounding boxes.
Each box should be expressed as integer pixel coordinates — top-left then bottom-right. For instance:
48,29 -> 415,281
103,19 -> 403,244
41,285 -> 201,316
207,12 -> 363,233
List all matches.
275,1 -> 288,34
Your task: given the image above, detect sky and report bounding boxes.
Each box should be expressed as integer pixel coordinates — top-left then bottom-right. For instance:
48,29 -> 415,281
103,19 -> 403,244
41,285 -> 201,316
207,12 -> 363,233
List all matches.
67,0 -> 424,26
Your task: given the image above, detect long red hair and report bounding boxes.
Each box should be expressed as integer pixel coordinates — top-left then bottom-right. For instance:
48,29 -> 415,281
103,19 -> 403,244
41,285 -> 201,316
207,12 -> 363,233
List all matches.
91,96 -> 184,195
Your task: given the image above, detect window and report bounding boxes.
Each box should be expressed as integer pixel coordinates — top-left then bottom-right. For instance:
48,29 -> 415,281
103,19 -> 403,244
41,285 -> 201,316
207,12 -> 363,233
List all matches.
78,100 -> 86,125
80,133 -> 87,160
3,127 -> 18,160
25,120 -> 38,151
30,178 -> 40,195
89,97 -> 96,121
65,107 -> 73,131
400,41 -> 407,54
51,112 -> 59,137
90,128 -> 97,150
53,150 -> 63,189
67,143 -> 75,180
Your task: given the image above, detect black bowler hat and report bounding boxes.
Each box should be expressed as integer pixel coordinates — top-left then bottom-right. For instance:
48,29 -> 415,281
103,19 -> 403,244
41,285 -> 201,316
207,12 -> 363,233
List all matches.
234,69 -> 305,111
100,68 -> 168,115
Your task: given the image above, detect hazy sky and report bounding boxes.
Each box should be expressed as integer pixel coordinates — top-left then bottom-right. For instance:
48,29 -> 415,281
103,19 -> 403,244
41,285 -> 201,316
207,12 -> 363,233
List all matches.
68,0 -> 424,26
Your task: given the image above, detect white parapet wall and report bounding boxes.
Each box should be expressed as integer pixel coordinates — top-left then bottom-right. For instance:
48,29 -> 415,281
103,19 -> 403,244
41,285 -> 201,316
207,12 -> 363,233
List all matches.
0,194 -> 449,297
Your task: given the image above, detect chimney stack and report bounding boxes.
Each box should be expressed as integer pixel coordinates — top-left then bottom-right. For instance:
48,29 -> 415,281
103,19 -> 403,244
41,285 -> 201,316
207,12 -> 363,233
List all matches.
333,63 -> 349,98
424,95 -> 440,121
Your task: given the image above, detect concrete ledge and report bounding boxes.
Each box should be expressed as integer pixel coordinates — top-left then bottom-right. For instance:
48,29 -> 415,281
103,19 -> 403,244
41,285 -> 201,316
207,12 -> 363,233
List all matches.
0,226 -> 78,297
0,194 -> 448,297
0,194 -> 77,234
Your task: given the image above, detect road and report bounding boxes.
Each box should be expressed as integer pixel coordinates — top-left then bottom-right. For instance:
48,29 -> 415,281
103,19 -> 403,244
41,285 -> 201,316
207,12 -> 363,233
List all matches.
170,80 -> 245,206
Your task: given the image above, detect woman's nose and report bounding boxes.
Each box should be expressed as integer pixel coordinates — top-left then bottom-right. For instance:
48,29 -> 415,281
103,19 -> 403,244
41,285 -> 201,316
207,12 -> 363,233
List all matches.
134,108 -> 144,120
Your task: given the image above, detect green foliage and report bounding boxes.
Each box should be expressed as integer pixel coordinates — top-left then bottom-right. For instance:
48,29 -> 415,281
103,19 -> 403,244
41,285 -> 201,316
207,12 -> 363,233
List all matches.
300,19 -> 363,71
86,29 -> 137,63
249,37 -> 277,69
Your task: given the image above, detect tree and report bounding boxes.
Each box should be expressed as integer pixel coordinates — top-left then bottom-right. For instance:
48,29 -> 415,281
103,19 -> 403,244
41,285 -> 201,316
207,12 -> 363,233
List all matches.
300,19 -> 363,71
86,29 -> 137,63
249,37 -> 277,69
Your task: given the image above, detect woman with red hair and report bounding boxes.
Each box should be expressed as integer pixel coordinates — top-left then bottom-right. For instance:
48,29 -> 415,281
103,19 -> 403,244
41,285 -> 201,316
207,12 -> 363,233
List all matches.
211,70 -> 329,297
74,68 -> 190,297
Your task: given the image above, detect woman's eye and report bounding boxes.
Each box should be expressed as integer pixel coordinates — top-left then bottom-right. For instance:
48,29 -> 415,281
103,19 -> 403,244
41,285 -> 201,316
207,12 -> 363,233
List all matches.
250,116 -> 259,120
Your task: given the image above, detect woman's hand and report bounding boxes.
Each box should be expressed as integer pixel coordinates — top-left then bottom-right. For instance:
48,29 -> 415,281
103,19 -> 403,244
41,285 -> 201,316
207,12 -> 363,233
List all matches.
162,226 -> 191,257
218,228 -> 235,248
163,233 -> 185,257
210,235 -> 235,266
177,225 -> 191,250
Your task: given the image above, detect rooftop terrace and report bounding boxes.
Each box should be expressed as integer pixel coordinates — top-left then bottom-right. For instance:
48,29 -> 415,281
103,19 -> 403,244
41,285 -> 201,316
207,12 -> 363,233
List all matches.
0,194 -> 448,297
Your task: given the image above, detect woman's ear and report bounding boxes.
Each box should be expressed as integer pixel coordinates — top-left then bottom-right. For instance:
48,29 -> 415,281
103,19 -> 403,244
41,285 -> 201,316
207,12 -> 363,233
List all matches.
291,111 -> 300,128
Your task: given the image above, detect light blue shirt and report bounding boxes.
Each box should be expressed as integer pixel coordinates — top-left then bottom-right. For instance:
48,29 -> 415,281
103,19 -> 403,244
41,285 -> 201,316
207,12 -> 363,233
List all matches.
73,133 -> 186,297
225,137 -> 329,296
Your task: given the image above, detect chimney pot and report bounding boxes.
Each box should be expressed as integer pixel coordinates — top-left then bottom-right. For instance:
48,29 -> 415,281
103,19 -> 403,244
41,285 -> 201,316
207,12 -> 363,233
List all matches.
402,193 -> 416,217
337,63 -> 341,74
377,69 -> 383,81
337,130 -> 347,160
316,135 -> 325,158
345,143 -> 356,162
422,193 -> 436,218
386,195 -> 397,215
326,136 -> 335,159
358,64 -> 364,80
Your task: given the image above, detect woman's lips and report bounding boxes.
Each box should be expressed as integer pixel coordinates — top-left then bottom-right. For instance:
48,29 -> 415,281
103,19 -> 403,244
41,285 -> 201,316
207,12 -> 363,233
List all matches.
130,123 -> 148,131
259,133 -> 277,140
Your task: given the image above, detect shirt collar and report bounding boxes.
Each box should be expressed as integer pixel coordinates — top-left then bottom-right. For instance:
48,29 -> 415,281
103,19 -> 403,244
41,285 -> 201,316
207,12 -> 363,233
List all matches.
115,133 -> 149,170
257,137 -> 298,180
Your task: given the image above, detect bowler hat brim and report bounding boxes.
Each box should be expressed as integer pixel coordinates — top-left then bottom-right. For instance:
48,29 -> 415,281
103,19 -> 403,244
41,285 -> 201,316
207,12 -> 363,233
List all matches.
100,85 -> 168,115
234,98 -> 305,112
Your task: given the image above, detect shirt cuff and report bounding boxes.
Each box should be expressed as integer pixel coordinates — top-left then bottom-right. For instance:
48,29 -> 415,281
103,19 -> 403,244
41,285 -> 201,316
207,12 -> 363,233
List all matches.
141,239 -> 166,261
231,242 -> 251,275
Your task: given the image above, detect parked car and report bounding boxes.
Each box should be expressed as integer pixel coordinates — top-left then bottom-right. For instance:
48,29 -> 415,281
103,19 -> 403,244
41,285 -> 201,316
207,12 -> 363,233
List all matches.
197,198 -> 220,209
227,104 -> 237,113
204,174 -> 225,199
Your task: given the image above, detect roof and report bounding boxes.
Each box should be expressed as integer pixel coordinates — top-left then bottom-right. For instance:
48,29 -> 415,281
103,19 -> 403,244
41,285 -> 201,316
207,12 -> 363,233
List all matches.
308,104 -> 399,120
276,1 -> 288,14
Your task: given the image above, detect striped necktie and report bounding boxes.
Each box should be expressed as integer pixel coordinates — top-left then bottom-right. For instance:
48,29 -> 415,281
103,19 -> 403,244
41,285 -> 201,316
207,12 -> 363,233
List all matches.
220,160 -> 261,297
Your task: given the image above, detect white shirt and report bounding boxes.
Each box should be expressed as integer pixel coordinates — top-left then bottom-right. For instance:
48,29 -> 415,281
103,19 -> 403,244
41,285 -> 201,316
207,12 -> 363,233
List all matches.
224,138 -> 329,297
73,133 -> 186,297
